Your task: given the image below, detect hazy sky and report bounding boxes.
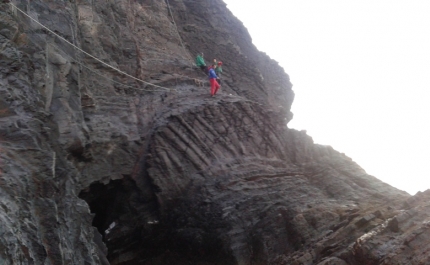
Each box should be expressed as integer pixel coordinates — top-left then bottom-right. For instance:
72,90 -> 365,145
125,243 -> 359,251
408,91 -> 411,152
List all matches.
223,0 -> 430,195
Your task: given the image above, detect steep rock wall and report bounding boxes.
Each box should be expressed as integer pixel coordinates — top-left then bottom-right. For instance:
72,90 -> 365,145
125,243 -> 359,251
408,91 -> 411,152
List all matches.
1,1 -> 428,265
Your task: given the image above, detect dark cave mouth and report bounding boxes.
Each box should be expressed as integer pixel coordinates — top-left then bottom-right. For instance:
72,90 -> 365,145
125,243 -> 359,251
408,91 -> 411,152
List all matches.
79,178 -> 130,237
78,177 -> 237,265
78,177 -> 162,264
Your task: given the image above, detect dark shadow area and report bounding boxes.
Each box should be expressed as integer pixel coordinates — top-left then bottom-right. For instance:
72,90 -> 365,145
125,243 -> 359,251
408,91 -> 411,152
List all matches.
79,177 -> 137,236
78,177 -> 237,264
78,176 -> 162,264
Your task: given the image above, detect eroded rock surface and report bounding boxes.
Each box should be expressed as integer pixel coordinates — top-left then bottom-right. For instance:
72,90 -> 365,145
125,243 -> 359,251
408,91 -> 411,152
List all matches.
0,1 -> 426,265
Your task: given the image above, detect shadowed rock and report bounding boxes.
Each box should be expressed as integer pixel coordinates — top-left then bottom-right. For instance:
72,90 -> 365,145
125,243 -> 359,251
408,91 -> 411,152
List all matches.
1,1 -> 428,265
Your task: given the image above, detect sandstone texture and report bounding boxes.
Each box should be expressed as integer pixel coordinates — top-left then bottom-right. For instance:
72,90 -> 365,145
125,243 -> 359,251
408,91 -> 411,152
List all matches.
0,1 -> 428,265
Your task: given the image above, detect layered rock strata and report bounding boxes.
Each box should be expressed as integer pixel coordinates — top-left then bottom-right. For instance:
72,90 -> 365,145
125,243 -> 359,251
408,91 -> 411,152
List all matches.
0,1 -> 427,265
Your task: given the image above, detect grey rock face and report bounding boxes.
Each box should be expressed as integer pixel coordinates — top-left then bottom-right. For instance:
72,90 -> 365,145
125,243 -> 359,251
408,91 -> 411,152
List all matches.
1,1 -> 426,265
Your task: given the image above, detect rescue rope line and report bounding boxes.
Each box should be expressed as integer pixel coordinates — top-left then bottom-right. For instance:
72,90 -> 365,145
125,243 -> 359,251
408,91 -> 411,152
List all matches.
49,40 -> 205,92
53,44 -> 170,92
14,8 -> 171,93
165,0 -> 212,79
9,2 -> 278,111
166,0 -> 192,63
10,2 -> 173,91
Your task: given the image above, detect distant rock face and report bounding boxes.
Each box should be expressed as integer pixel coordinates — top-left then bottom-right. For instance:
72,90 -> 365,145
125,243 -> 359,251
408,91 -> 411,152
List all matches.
1,1 -> 428,265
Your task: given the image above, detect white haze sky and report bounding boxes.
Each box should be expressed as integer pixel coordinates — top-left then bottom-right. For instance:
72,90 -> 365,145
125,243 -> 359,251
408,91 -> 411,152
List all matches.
223,0 -> 430,195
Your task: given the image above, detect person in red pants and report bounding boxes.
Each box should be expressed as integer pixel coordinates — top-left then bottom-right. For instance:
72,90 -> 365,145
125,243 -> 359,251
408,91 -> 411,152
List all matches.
208,66 -> 220,96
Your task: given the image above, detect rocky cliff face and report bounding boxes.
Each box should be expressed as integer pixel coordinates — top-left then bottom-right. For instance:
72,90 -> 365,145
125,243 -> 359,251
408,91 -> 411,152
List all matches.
0,1 -> 428,264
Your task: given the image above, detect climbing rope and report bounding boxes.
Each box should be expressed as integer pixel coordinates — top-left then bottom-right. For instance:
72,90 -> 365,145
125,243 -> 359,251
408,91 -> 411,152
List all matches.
52,44 -> 170,93
166,0 -> 193,63
8,2 -> 285,112
165,0 -> 210,79
13,9 -> 170,93
9,2 -> 210,93
165,0 -> 211,78
10,2 -> 174,91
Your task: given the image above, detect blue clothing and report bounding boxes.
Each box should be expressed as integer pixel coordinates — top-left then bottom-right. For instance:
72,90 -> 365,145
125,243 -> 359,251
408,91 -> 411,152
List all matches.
208,68 -> 218,79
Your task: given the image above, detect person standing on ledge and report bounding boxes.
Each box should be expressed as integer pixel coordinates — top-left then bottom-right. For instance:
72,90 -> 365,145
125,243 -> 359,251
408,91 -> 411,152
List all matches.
208,66 -> 220,97
196,53 -> 207,73
215,61 -> 223,84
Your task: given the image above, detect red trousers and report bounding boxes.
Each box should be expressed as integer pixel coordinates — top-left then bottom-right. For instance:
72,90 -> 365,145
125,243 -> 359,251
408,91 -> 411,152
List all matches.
210,78 -> 220,96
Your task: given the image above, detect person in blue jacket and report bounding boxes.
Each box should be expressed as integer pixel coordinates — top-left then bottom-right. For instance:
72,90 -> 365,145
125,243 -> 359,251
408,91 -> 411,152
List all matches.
208,66 -> 220,96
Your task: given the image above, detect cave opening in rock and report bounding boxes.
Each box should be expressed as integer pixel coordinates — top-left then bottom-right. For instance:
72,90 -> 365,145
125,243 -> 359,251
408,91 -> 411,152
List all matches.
78,176 -> 163,264
79,178 -> 128,236
78,176 -> 237,264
